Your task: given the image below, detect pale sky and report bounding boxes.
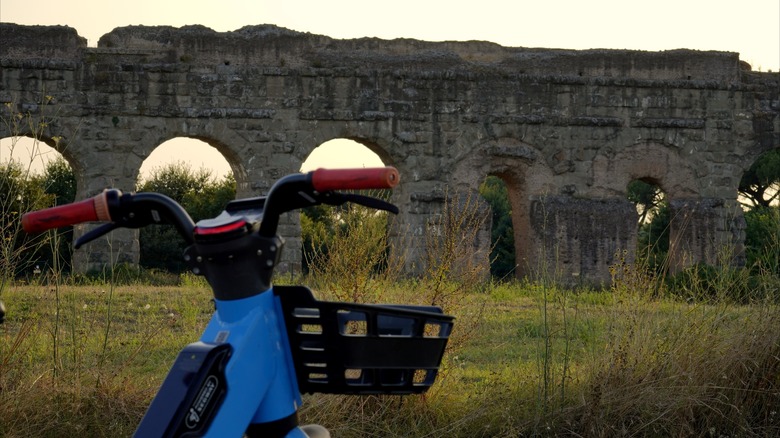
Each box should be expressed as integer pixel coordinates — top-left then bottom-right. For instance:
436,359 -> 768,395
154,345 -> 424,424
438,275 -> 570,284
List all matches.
1,0 -> 776,70
1,0 -> 778,179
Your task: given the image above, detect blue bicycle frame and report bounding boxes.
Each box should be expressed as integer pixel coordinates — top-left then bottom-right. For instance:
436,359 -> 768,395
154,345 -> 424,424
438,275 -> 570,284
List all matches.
135,290 -> 306,437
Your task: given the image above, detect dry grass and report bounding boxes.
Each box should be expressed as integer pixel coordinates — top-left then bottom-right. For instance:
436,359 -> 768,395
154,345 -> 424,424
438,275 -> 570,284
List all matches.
294,280 -> 780,437
572,301 -> 780,437
0,283 -> 213,437
1,277 -> 778,436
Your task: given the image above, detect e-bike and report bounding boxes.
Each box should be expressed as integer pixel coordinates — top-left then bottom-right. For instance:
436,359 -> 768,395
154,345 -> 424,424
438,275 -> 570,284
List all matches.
21,167 -> 453,437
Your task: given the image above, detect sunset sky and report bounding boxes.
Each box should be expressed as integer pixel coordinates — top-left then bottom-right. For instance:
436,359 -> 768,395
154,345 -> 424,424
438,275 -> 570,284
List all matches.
3,0 -> 777,70
1,0 -> 778,178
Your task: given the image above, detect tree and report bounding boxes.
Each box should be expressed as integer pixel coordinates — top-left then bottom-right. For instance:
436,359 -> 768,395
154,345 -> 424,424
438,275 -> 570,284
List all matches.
636,203 -> 671,273
43,157 -> 76,206
36,157 -> 77,273
182,174 -> 237,222
137,162 -> 235,273
300,191 -> 393,280
627,179 -> 664,225
628,180 -> 669,273
302,203 -> 392,302
301,203 -> 334,275
0,161 -> 55,278
743,206 -> 780,273
739,149 -> 780,208
478,176 -> 516,279
138,162 -> 214,208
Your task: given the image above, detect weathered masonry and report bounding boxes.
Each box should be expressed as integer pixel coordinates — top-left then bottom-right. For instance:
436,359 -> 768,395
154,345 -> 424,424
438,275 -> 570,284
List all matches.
1,23 -> 778,285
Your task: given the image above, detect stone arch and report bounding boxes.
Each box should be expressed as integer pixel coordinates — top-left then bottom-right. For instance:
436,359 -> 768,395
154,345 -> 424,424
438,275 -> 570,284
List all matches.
725,147 -> 780,270
451,137 -> 558,280
145,121 -> 249,195
0,133 -> 85,214
292,136 -> 395,276
138,137 -> 233,184
134,136 -> 238,273
0,132 -> 85,191
736,147 -> 780,209
0,133 -> 81,274
591,141 -> 744,274
591,141 -> 699,199
73,126 -> 247,274
297,138 -> 389,275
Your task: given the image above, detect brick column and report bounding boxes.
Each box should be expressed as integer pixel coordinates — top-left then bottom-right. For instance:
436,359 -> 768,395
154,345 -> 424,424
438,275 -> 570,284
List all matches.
667,198 -> 745,273
527,195 -> 637,287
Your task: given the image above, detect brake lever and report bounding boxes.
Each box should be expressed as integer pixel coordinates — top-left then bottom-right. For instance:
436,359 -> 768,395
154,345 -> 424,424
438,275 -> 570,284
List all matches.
74,223 -> 119,249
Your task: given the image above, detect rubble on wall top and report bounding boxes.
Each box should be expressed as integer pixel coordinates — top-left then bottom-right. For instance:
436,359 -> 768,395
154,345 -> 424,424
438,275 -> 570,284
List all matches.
0,23 -> 751,83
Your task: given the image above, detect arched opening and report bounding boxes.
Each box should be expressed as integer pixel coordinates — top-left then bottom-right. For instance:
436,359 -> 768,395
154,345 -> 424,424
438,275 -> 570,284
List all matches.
298,139 -> 389,292
138,137 -> 232,183
0,135 -> 77,276
628,178 -> 670,274
0,135 -> 62,173
479,175 -> 516,280
299,139 -> 384,172
738,148 -> 780,209
137,138 -> 235,273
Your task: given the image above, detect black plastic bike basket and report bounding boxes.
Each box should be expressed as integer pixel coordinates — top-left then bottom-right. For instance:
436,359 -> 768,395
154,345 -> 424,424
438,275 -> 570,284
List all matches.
276,285 -> 454,395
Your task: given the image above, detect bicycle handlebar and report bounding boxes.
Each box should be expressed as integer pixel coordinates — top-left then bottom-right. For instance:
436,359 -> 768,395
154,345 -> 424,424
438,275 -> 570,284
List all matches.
311,167 -> 399,191
21,167 -> 400,238
21,191 -> 112,234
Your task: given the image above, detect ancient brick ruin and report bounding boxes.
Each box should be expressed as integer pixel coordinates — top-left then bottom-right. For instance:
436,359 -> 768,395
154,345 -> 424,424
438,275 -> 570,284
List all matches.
1,23 -> 778,285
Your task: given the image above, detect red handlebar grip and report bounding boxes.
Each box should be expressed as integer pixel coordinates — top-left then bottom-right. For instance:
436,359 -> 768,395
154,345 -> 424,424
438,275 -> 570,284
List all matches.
21,192 -> 111,234
311,167 -> 400,191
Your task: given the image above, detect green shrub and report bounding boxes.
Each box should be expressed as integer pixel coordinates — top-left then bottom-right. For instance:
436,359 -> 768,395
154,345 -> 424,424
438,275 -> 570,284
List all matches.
137,163 -> 235,273
744,206 -> 780,274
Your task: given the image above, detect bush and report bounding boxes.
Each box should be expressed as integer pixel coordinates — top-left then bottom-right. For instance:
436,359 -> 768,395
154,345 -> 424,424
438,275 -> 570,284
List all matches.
302,198 -> 396,303
479,176 -> 516,280
744,206 -> 780,274
665,262 -> 780,304
136,163 -> 235,273
0,160 -> 57,280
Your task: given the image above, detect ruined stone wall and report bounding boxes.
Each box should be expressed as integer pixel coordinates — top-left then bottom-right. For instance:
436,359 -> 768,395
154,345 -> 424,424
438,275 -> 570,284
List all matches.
1,23 -> 778,285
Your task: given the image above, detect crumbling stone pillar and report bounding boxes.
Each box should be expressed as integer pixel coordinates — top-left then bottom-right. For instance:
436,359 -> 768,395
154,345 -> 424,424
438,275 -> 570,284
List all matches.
528,195 -> 637,287
70,143 -> 141,275
71,227 -> 139,275
667,198 -> 746,273
400,190 -> 445,275
396,187 -> 491,279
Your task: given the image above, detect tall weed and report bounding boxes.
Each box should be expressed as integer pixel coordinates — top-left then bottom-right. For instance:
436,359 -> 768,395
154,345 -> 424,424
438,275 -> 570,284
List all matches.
0,98 -> 65,291
562,257 -> 780,437
303,201 -> 400,303
298,188 -> 493,433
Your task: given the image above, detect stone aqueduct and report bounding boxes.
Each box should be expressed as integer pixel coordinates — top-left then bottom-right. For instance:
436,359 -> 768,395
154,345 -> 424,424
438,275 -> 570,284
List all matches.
1,23 -> 779,285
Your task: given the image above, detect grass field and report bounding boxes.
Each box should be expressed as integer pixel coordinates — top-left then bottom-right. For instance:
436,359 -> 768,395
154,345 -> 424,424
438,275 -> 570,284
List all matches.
3,91 -> 779,437
1,276 -> 778,437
